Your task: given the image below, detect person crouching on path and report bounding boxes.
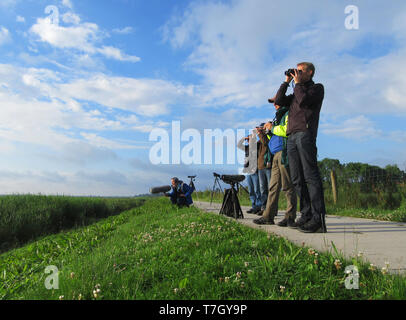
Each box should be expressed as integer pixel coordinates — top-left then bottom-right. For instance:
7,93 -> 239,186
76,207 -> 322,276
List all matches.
165,177 -> 194,207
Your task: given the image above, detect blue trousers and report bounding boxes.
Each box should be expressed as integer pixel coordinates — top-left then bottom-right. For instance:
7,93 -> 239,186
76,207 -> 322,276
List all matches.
246,172 -> 262,209
258,168 -> 271,209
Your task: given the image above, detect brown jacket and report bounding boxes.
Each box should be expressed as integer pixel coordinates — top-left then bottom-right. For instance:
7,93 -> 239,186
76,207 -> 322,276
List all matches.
257,130 -> 270,170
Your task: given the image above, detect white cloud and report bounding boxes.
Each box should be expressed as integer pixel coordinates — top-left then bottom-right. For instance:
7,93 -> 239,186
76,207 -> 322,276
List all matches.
163,0 -> 406,114
320,115 -> 381,140
0,65 -> 119,149
29,11 -> 140,63
58,74 -> 194,116
32,18 -> 86,47
61,0 -> 73,9
112,27 -> 134,35
62,12 -> 81,25
131,123 -> 169,133
80,132 -> 137,149
30,18 -> 100,52
0,27 -> 10,46
97,46 -> 140,63
0,62 -> 195,164
0,0 -> 18,7
16,16 -> 25,23
0,169 -> 143,196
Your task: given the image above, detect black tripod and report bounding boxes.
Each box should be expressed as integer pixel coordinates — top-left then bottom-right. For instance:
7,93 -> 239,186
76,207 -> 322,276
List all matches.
188,175 -> 199,202
219,180 -> 244,219
210,173 -> 224,205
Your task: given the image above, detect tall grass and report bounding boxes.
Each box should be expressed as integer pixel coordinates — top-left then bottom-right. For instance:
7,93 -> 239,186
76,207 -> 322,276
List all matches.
0,195 -> 145,253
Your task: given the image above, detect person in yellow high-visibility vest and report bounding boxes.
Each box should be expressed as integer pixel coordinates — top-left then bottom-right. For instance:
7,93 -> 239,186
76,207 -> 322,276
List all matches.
254,98 -> 297,226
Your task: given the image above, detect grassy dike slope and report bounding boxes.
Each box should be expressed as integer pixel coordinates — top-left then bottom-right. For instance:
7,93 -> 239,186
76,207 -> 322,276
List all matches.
1,197 -> 405,300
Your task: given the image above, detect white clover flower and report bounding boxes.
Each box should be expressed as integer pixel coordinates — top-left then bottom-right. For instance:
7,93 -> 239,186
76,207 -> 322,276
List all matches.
279,286 -> 285,293
59,295 -> 64,300
308,248 -> 316,255
334,259 -> 342,270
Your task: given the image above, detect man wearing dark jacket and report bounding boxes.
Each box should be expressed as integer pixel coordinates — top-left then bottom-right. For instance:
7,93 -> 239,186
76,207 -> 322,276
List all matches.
274,62 -> 327,233
165,177 -> 194,207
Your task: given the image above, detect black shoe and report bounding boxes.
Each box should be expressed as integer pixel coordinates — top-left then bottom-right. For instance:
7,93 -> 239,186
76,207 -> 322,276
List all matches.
252,207 -> 262,214
289,216 -> 311,229
247,208 -> 255,213
253,217 -> 274,225
277,218 -> 295,227
299,219 -> 327,233
256,210 -> 263,216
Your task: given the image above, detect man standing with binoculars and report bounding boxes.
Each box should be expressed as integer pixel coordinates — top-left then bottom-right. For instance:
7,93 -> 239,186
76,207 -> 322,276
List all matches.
273,62 -> 327,233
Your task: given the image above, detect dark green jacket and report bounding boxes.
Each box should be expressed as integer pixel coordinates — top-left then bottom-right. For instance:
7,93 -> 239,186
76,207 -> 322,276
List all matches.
268,107 -> 289,166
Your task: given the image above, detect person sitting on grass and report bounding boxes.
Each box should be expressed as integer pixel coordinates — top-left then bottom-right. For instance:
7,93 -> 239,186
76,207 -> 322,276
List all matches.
164,177 -> 194,207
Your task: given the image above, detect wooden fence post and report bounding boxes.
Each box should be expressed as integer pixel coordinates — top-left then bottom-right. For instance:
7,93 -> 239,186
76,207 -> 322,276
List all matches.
331,169 -> 338,205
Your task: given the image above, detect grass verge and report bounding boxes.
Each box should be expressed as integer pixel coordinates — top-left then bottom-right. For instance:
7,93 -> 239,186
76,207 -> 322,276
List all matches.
1,197 -> 405,300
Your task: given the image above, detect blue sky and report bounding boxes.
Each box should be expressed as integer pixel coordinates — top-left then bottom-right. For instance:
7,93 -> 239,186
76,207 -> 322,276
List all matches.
0,0 -> 405,196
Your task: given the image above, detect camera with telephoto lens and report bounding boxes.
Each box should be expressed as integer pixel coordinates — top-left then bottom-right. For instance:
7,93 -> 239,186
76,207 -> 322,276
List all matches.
284,68 -> 302,76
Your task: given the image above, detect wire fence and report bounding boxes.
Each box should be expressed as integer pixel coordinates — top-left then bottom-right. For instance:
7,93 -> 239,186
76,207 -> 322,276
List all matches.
198,161 -> 406,212
320,165 -> 406,210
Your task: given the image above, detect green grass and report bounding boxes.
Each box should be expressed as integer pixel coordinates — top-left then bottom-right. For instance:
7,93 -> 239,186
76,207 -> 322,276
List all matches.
2,197 -> 405,300
0,195 -> 145,253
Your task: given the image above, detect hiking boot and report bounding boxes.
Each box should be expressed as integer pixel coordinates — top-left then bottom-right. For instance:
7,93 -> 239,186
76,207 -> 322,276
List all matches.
247,208 -> 255,213
253,217 -> 274,225
289,216 -> 311,229
298,218 -> 327,233
253,207 -> 262,214
277,217 -> 295,227
256,209 -> 264,216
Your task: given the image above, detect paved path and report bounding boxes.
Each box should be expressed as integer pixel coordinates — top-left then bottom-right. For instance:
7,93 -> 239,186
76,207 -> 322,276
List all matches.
194,201 -> 406,275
